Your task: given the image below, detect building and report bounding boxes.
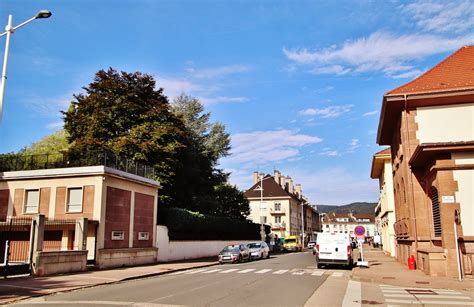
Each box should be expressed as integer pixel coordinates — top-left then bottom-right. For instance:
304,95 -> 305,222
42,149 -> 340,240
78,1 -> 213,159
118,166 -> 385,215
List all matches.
244,170 -> 320,244
376,45 -> 474,277
0,152 -> 160,274
371,148 -> 397,257
321,212 -> 376,239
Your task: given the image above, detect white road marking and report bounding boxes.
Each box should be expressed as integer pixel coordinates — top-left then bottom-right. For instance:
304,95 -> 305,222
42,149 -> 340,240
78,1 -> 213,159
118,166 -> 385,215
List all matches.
237,269 -> 256,274
150,294 -> 175,302
418,300 -> 474,305
185,269 -> 208,274
384,294 -> 414,298
292,271 -> 305,275
255,269 -> 272,274
386,299 -> 421,304
273,269 -> 289,274
331,272 -> 344,277
311,270 -> 325,276
416,295 -> 472,300
219,268 -> 239,273
341,280 -> 361,307
202,269 -> 222,274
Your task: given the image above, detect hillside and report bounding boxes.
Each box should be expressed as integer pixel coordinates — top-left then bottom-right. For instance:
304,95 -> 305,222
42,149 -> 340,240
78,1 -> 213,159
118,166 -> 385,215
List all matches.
317,202 -> 377,215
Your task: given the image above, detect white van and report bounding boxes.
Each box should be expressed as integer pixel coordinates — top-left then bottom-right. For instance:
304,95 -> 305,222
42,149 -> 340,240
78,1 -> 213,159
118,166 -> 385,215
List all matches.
315,233 -> 354,268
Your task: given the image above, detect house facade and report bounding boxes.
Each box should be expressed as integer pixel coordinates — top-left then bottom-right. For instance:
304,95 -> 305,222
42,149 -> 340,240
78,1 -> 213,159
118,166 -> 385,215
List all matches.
244,170 -> 319,244
321,212 -> 376,239
371,148 -> 397,257
376,45 -> 474,277
0,154 -> 160,272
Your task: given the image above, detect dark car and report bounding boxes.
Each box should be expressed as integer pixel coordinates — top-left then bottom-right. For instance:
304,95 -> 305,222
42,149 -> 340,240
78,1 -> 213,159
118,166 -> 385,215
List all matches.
218,244 -> 251,264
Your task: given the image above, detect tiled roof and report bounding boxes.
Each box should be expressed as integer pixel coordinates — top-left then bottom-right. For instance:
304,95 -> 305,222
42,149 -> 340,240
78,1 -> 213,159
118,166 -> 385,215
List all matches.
244,175 -> 299,200
374,148 -> 390,156
387,46 -> 474,95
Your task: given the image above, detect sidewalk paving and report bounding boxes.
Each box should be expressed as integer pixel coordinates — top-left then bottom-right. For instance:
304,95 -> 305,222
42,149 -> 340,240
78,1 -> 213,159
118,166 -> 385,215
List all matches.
351,245 -> 474,291
0,257 -> 218,305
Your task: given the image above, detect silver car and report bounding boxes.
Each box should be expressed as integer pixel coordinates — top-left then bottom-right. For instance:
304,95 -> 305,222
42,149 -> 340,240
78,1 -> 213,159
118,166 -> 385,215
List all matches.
218,244 -> 251,264
247,241 -> 270,260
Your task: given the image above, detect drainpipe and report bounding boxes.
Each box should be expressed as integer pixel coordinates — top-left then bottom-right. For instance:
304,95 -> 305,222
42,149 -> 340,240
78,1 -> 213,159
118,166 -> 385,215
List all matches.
404,94 -> 419,253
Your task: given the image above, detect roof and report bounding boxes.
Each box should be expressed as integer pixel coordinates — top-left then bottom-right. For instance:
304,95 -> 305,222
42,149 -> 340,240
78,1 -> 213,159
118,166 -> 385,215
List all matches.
244,175 -> 300,201
387,46 -> 474,96
377,46 -> 474,145
370,147 -> 391,179
409,141 -> 474,168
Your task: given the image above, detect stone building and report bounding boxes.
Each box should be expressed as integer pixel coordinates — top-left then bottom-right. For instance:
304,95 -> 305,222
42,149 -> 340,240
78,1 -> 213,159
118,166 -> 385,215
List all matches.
376,45 -> 474,277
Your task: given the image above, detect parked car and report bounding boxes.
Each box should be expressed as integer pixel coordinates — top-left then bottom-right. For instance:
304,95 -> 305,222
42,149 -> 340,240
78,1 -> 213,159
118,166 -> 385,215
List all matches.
315,233 -> 354,269
283,235 -> 303,252
247,241 -> 270,260
307,241 -> 316,249
218,244 -> 251,264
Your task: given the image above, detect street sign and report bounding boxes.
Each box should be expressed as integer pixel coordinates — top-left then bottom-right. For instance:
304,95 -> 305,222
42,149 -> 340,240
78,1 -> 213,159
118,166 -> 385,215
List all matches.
354,225 -> 366,236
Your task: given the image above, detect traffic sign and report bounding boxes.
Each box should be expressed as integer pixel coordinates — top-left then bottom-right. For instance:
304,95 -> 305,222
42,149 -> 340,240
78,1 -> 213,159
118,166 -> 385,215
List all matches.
354,225 -> 366,236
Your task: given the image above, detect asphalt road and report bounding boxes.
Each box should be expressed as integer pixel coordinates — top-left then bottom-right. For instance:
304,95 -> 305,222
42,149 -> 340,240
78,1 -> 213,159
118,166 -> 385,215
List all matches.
18,251 -> 351,306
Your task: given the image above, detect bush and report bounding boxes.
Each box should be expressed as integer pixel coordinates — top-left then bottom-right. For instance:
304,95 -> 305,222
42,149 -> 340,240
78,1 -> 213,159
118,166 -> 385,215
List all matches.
157,207 -> 270,240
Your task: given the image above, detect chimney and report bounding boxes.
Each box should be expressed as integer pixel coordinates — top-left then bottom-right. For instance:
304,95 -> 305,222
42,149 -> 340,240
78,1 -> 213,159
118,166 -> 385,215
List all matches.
274,170 -> 281,185
295,184 -> 302,199
253,171 -> 259,185
286,176 -> 293,193
280,175 -> 286,190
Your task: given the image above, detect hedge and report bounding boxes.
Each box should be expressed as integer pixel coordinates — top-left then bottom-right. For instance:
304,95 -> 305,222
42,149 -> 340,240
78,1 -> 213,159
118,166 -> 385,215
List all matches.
157,207 -> 270,241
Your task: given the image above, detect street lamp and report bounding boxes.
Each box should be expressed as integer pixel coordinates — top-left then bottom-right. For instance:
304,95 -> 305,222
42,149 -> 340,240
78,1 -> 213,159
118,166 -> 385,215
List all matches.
259,173 -> 265,241
0,10 -> 52,122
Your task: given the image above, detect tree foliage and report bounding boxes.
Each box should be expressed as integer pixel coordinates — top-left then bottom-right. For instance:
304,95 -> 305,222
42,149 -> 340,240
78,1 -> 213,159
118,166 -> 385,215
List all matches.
62,68 -> 187,205
21,130 -> 70,155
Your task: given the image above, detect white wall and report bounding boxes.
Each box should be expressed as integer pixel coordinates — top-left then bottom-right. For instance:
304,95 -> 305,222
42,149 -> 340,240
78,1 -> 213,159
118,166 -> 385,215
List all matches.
156,225 -> 255,262
415,103 -> 474,143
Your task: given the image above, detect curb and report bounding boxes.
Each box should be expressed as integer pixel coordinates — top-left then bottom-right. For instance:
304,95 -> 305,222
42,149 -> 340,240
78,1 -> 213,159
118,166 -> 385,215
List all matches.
1,262 -> 219,305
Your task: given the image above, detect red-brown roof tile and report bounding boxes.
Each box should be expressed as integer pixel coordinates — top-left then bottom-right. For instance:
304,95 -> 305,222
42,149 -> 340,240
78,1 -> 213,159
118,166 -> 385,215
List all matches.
374,147 -> 390,156
387,45 -> 474,95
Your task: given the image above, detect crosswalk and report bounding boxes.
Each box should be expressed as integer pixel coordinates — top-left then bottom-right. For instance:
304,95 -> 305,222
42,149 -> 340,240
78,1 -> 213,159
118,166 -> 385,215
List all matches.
170,267 -> 348,278
380,285 -> 474,306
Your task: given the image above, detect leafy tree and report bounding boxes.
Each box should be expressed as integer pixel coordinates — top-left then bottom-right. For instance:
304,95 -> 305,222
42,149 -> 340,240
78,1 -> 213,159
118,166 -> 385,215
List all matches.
211,183 -> 250,220
62,68 -> 187,206
21,130 -> 70,155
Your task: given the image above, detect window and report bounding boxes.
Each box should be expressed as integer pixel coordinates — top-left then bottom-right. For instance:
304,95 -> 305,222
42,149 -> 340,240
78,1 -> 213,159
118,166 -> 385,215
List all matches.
24,189 -> 40,214
431,187 -> 442,237
111,231 -> 124,240
138,232 -> 149,240
274,202 -> 281,211
67,187 -> 83,213
260,216 -> 267,223
275,216 -> 281,223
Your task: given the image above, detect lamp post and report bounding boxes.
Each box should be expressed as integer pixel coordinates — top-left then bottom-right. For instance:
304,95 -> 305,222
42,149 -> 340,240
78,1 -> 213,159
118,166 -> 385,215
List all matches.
0,10 -> 52,122
259,173 -> 265,241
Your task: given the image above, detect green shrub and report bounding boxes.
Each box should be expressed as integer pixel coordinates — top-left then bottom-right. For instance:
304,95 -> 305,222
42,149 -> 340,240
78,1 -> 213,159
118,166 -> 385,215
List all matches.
157,207 -> 270,240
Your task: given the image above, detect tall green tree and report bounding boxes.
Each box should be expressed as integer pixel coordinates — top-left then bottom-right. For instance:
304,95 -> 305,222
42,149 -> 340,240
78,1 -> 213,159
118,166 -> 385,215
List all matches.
211,183 -> 250,220
21,130 -> 70,155
62,68 -> 187,206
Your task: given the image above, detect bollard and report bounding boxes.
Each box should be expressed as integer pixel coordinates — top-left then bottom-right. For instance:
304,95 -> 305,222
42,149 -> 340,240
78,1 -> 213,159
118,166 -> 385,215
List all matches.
408,255 -> 416,270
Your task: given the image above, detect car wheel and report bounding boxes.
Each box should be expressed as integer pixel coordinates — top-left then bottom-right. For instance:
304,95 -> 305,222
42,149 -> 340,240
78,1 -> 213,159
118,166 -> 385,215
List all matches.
267,252 -> 270,259
238,255 -> 242,263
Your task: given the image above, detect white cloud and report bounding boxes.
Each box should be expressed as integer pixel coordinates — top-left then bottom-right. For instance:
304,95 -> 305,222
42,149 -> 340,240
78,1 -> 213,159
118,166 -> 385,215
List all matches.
348,138 -> 361,151
401,1 -> 474,34
226,129 -> 322,164
283,31 -> 473,77
22,94 -> 72,116
200,96 -> 249,105
298,105 -> 353,118
391,70 -> 423,79
319,150 -> 339,156
46,121 -> 63,130
363,110 -> 378,116
155,76 -> 212,97
186,64 -> 251,79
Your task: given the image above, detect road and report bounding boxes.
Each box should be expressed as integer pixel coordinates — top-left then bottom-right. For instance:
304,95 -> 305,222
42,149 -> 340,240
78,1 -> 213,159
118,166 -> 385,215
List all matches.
14,251 -> 474,306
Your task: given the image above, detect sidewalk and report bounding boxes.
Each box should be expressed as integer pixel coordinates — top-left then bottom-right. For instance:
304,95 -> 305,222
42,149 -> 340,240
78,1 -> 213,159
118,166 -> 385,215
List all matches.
351,245 -> 474,291
0,257 -> 218,305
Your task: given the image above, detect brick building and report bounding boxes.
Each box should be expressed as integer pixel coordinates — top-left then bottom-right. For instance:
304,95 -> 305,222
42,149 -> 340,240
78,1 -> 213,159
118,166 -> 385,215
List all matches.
376,45 -> 474,277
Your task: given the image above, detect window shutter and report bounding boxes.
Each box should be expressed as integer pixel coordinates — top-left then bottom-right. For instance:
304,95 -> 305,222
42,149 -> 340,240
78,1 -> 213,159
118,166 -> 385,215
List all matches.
431,187 -> 442,237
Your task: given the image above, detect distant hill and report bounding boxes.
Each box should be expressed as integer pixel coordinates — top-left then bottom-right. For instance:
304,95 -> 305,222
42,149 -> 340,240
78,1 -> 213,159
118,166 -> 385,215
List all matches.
317,202 -> 377,215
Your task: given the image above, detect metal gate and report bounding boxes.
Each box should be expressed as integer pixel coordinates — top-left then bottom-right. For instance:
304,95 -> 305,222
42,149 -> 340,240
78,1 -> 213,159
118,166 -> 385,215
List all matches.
0,217 -> 34,277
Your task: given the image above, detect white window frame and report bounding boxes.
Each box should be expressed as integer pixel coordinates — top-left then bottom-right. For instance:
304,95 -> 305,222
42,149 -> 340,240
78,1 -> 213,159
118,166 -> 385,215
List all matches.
275,216 -> 281,223
24,189 -> 40,214
67,187 -> 84,213
111,231 -> 124,240
138,232 -> 149,241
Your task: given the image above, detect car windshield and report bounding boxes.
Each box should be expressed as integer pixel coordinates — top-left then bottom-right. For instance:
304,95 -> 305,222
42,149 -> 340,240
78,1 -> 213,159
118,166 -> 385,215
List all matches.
222,246 -> 239,252
248,243 -> 261,248
285,239 -> 296,244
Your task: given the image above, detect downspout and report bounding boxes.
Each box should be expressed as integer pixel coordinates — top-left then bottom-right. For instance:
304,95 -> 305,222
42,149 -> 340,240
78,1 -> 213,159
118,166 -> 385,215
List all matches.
404,94 -> 419,253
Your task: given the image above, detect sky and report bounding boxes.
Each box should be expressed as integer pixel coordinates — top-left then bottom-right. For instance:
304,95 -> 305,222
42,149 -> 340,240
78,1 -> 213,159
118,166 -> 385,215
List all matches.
0,0 -> 473,205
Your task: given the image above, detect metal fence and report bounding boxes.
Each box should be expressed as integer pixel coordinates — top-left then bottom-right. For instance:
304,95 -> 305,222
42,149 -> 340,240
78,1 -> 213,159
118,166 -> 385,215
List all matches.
0,151 -> 155,179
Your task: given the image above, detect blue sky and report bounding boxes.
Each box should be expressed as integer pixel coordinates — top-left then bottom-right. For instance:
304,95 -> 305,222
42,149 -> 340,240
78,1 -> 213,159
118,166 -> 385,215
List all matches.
0,1 -> 473,205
